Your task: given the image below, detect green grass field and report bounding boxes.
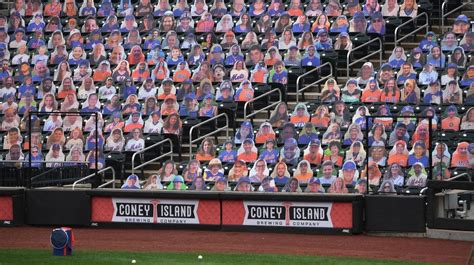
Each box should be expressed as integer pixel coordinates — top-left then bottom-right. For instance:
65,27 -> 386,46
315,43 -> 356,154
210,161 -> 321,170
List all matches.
0,249 -> 437,265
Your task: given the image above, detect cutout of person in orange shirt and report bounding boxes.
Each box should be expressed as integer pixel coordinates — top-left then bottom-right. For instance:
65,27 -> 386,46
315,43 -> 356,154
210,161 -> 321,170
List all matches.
441,105 -> 461,131
361,78 -> 382,103
123,112 -> 144,133
290,102 -> 310,127
196,12 -> 215,33
93,61 -> 112,82
131,62 -> 151,83
195,137 -> 216,162
311,105 -> 331,128
411,122 -> 430,148
303,139 -> 323,166
288,0 -> 304,16
157,78 -> 177,100
57,77 -> 77,99
293,159 -> 313,183
250,62 -> 268,83
237,138 -> 258,163
255,122 -> 276,144
373,104 -> 393,128
127,45 -> 146,65
387,140 -> 409,167
44,0 -> 63,17
160,94 -> 179,116
173,61 -> 192,83
380,78 -> 400,103
234,79 -> 254,102
264,46 -> 282,67
361,161 -> 382,186
451,141 -> 471,168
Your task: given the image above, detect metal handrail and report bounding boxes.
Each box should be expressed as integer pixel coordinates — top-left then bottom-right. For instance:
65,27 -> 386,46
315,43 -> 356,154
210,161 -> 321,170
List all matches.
419,187 -> 428,195
4,0 -> 13,12
72,166 -> 115,190
14,160 -> 89,184
346,38 -> 383,78
441,0 -> 471,34
243,88 -> 282,120
131,138 -> 173,175
296,62 -> 333,103
29,167 -> 62,184
98,166 -> 117,189
446,173 -> 473,182
189,113 -> 229,158
28,111 -> 100,185
394,12 -> 429,46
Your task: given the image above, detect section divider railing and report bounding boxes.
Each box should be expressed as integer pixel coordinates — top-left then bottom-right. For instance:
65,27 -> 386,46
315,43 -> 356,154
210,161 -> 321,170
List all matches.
394,12 -> 429,46
72,166 -> 115,190
446,173 -> 472,182
441,0 -> 472,34
296,62 -> 333,103
26,161 -> 89,186
189,113 -> 229,159
243,88 -> 282,120
131,138 -> 174,175
346,38 -> 382,79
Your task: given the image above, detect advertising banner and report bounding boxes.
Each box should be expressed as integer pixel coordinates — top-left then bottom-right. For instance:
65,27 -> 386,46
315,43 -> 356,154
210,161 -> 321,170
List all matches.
91,197 -> 220,225
222,200 -> 352,228
0,196 -> 13,224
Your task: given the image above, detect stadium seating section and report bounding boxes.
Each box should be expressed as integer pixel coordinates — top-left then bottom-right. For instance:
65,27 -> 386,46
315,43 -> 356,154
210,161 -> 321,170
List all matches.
0,0 -> 473,194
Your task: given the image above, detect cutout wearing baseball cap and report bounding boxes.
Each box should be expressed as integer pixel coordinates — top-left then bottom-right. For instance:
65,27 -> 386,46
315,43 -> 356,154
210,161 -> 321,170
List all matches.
342,160 -> 357,171
346,0 -> 359,8
455,14 -> 469,24
310,139 -> 321,146
308,177 -> 321,184
52,143 -> 61,150
172,175 -> 184,183
353,11 -> 365,21
215,176 -> 227,183
235,176 -> 251,190
380,63 -> 393,71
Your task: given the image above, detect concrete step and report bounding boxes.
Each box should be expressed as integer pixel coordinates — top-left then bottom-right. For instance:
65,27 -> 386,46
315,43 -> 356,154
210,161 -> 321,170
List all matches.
63,183 -> 92,189
427,228 -> 474,242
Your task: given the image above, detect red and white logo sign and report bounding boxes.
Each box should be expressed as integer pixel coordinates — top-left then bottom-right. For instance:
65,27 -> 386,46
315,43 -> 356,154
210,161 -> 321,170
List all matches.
92,197 -> 220,225
111,198 -> 200,224
222,200 -> 352,228
242,201 -> 333,227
